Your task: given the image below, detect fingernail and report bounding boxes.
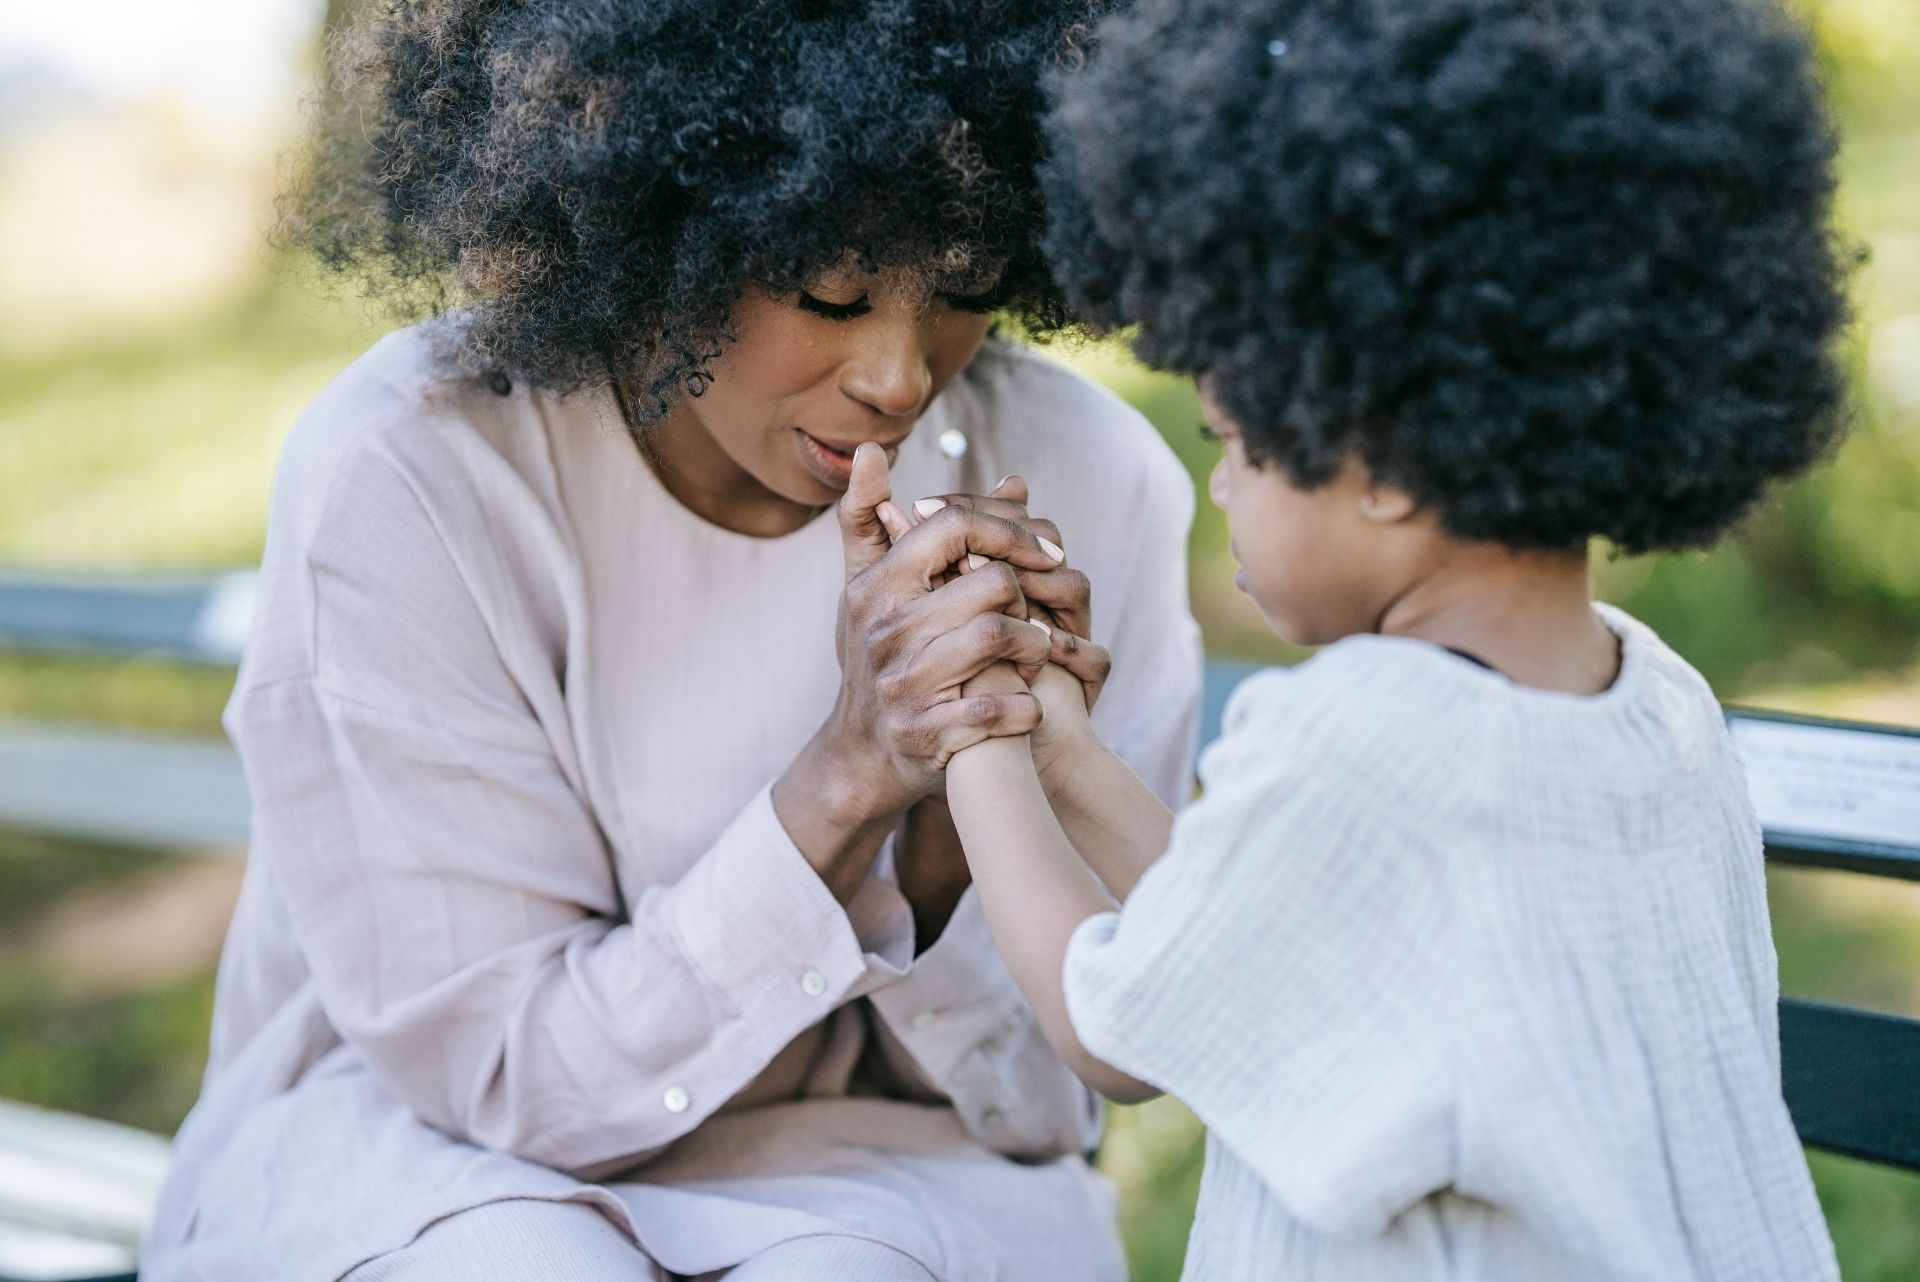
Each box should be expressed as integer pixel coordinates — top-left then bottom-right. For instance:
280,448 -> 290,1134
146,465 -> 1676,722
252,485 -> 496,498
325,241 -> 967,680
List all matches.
1029,619 -> 1051,637
914,498 -> 946,519
966,553 -> 990,571
1037,536 -> 1065,564
994,474 -> 1013,490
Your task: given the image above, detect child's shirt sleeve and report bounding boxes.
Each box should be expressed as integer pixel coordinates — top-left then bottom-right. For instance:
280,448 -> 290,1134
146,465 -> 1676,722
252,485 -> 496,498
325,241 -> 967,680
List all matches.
1062,664 -> 1458,1237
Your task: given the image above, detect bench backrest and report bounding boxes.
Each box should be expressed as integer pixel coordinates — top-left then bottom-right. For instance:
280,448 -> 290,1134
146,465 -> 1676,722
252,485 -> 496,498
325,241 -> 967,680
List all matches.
1726,707 -> 1920,1172
0,571 -> 254,665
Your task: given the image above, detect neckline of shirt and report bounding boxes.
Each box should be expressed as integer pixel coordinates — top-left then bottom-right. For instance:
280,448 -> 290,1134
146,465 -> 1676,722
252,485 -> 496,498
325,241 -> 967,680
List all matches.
1342,602 -> 1654,716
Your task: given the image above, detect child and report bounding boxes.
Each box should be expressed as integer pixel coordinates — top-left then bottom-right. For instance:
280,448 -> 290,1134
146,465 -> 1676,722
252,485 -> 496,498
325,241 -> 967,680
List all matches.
917,0 -> 1852,1276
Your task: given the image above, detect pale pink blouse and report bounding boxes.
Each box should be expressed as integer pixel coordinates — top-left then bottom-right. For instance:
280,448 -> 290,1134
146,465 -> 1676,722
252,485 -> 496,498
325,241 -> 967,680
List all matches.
141,325 -> 1202,1282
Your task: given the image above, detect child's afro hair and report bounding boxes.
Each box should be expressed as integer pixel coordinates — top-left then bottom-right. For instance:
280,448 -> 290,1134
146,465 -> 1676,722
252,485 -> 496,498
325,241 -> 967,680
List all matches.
1043,0 -> 1853,553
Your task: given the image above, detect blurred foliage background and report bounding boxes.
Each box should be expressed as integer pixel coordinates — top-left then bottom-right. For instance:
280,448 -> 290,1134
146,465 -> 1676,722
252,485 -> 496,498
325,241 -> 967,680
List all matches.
1,0 -> 1917,1277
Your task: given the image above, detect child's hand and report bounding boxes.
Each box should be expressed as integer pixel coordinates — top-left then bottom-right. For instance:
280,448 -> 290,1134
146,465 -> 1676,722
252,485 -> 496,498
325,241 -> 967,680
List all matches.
1025,620 -> 1109,788
878,473 -> 1109,780
955,635 -> 1103,785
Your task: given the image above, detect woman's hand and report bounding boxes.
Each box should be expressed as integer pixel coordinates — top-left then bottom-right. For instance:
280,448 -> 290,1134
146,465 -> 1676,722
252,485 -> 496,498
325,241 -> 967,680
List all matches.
906,475 -> 1091,642
898,476 -> 1113,788
774,445 -> 1059,904
1024,647 -> 1105,789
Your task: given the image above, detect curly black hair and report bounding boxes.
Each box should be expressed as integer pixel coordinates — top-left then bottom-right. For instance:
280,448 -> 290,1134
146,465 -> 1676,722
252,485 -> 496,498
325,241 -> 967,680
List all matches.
285,0 -> 1108,414
1042,0 -> 1853,553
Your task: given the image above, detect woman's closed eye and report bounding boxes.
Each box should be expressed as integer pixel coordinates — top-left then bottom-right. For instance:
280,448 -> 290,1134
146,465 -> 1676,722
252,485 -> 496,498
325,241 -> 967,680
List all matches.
1196,419 -> 1220,445
797,281 -> 1006,320
797,289 -> 873,321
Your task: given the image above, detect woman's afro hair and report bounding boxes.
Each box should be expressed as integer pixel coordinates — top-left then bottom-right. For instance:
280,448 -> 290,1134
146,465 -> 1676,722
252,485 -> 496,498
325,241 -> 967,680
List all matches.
1042,0 -> 1853,553
286,0 -> 1110,416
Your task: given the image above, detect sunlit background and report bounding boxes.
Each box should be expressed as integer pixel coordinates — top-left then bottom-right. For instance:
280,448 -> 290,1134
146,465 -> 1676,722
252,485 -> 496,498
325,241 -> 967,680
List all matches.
1,1 -> 1917,1277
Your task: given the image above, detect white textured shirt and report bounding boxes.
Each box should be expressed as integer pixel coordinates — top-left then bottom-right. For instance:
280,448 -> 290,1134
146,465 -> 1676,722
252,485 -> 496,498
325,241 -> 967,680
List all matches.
141,325 -> 1202,1282
1063,605 -> 1839,1282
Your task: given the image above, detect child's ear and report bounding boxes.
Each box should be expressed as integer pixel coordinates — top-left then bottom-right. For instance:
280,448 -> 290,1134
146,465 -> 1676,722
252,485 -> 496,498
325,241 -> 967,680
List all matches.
1358,480 -> 1419,525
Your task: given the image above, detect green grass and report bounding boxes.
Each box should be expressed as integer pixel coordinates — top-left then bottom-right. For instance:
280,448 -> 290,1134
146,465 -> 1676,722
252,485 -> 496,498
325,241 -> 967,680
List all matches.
0,961 -> 215,1137
0,832 -> 218,1136
0,273 -> 380,572
0,651 -> 234,735
0,830 -> 162,936
1808,1153 -> 1920,1281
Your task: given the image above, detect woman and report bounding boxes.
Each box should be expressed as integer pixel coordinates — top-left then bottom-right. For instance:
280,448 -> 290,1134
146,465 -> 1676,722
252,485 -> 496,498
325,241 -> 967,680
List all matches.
142,3 -> 1201,1280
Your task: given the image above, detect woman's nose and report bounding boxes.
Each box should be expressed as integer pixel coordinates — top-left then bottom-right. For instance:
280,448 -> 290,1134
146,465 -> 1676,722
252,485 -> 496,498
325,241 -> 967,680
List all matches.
840,321 -> 933,419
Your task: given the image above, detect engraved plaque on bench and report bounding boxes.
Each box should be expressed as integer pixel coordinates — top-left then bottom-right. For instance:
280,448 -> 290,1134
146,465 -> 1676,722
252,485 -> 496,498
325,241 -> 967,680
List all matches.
1728,711 -> 1920,857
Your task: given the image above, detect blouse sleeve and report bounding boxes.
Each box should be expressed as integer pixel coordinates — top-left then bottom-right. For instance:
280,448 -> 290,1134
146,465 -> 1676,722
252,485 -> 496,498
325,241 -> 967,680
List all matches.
232,443 -> 911,1177
864,881 -> 1106,1158
1061,669 -> 1457,1237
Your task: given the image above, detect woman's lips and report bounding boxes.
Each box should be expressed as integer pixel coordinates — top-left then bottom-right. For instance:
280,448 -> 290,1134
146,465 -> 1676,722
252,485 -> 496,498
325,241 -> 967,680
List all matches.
795,429 -> 899,490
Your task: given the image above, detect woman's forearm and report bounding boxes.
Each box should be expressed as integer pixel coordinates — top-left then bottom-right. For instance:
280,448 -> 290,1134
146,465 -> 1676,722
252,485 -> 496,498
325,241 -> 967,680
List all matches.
772,722 -> 904,904
946,735 -> 1159,1103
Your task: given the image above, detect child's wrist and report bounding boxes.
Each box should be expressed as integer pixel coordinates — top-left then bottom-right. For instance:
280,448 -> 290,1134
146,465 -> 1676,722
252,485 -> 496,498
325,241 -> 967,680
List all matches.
947,732 -> 1033,811
951,728 -> 1033,772
1034,717 -> 1102,797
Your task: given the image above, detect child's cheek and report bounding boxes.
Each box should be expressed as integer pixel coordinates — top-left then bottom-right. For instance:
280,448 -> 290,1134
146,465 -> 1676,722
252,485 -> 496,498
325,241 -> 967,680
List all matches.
1248,494 -> 1331,642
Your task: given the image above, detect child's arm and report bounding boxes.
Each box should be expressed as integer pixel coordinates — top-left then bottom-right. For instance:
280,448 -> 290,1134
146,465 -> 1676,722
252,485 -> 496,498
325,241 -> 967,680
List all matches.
945,713 -> 1161,1104
870,490 -> 1178,899
1025,657 -> 1177,900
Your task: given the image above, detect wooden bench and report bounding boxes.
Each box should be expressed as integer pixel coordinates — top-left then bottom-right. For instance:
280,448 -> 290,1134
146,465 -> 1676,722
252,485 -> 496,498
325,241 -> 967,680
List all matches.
1,582 -> 1916,1279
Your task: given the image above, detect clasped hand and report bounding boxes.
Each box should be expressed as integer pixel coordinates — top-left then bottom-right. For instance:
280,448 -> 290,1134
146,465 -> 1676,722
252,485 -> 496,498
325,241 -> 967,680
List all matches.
774,441 -> 1110,926
835,443 -> 1111,802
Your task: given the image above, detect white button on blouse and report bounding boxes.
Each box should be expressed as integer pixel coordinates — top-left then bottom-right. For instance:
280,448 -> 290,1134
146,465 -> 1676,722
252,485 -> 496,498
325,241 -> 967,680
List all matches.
662,1085 -> 691,1115
799,968 -> 827,997
910,1009 -> 939,1030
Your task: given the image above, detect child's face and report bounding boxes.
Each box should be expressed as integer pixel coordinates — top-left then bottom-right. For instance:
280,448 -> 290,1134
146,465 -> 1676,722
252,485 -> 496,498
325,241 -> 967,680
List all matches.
1200,386 -> 1423,647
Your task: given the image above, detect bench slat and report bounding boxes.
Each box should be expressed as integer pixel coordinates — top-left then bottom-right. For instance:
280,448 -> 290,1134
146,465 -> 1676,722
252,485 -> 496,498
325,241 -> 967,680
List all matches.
0,573 -> 252,665
0,724 -> 247,852
1780,998 -> 1920,1172
1728,708 -> 1920,884
1764,838 -> 1920,884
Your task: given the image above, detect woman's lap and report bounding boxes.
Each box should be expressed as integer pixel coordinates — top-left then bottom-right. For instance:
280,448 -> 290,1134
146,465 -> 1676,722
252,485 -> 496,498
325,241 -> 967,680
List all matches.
343,1199 -> 661,1282
703,1236 -> 938,1282
344,1198 -> 938,1282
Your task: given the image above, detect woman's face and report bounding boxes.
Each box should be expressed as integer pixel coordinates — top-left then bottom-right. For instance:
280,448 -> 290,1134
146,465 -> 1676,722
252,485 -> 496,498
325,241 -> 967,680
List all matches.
652,262 -> 1001,534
